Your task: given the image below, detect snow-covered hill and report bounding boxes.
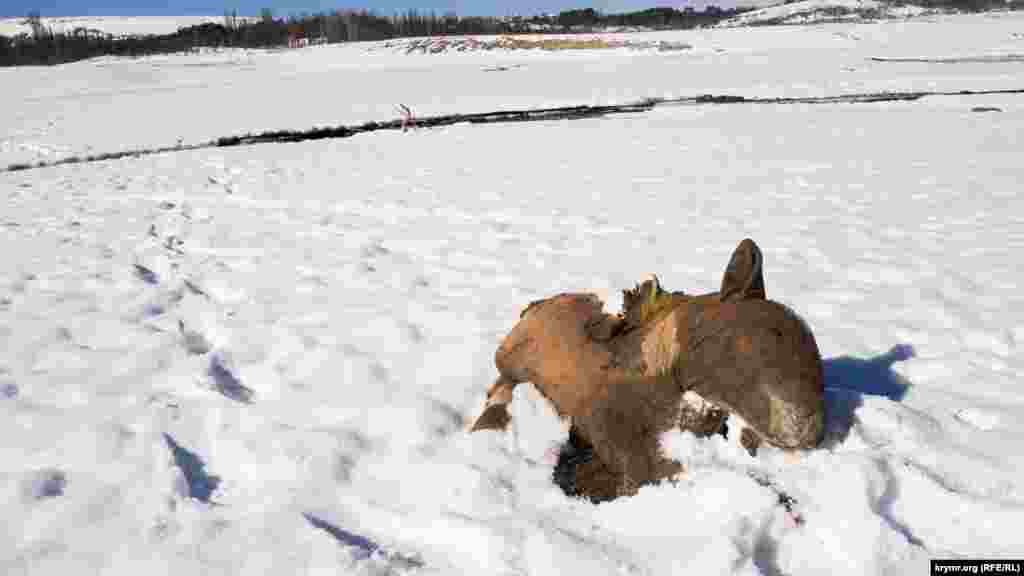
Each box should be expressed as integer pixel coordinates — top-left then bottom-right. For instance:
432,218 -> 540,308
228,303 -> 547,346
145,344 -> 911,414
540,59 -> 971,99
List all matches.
2,11 -> 1024,576
720,0 -> 933,26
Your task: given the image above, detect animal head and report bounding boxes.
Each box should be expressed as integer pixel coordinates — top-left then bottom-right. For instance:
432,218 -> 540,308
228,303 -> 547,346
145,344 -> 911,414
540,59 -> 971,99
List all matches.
470,293 -> 615,432
494,293 -> 612,385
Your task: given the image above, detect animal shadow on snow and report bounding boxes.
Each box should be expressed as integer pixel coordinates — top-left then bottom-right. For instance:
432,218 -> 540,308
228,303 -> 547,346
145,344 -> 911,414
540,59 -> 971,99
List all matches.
822,344 -> 930,550
821,344 -> 915,448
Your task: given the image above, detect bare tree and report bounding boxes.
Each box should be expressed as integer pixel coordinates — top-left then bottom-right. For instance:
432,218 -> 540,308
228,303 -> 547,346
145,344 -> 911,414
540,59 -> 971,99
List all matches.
26,10 -> 46,39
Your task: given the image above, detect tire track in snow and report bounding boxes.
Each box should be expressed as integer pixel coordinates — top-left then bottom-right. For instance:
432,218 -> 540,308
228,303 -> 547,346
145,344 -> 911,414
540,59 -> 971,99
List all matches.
4,87 -> 1024,173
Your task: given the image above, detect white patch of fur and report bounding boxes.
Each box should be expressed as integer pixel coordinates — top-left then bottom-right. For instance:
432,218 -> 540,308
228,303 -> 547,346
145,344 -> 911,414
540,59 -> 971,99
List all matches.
728,412 -> 751,445
682,390 -> 715,414
680,391 -> 752,448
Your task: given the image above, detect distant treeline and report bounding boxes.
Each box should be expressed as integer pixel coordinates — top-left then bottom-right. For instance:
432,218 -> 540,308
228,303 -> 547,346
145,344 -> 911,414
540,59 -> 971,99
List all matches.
1,6 -> 746,67
4,0 -> 1019,67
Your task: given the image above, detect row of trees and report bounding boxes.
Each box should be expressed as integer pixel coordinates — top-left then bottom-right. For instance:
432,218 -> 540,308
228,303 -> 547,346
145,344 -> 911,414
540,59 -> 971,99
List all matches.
3,6 -> 749,66
1,13 -> 291,65
6,0 -> 1019,67
553,7 -> 733,29
19,0 -> 1023,67
237,6 -> 752,43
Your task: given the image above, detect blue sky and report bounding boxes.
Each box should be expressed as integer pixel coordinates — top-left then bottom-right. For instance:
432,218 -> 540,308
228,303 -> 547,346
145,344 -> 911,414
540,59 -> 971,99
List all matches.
2,0 -> 735,19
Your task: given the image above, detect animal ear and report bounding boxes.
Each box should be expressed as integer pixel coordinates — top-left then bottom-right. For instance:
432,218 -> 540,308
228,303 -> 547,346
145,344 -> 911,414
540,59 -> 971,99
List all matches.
720,238 -> 766,302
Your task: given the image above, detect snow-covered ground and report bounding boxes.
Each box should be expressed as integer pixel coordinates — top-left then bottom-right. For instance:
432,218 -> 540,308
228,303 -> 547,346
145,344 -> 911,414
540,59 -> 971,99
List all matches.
3,11 -> 1024,576
4,12 -> 1024,168
0,15 -> 239,38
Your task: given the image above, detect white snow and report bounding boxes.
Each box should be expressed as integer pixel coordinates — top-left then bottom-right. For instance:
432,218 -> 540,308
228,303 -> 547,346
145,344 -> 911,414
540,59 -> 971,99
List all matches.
3,11 -> 1024,576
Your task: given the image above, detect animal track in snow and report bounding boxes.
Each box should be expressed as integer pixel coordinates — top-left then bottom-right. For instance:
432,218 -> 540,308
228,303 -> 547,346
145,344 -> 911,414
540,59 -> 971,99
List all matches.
182,278 -> 208,298
733,515 -> 787,576
20,468 -> 68,502
163,433 -> 221,503
954,408 -> 1001,432
423,397 -> 465,439
133,263 -> 159,285
870,458 -> 927,550
303,512 -> 425,569
207,352 -> 255,403
178,319 -> 212,355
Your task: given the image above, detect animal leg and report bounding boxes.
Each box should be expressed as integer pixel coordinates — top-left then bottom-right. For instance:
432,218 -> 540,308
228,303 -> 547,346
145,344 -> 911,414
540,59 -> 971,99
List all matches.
580,377 -> 686,498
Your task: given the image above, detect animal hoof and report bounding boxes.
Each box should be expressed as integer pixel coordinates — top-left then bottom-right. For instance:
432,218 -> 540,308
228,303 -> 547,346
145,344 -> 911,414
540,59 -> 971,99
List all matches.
470,403 -> 511,432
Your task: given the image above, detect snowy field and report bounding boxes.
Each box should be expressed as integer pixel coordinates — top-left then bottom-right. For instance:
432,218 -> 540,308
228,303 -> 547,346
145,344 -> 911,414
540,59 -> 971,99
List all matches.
5,11 -> 1024,167
3,11 -> 1024,576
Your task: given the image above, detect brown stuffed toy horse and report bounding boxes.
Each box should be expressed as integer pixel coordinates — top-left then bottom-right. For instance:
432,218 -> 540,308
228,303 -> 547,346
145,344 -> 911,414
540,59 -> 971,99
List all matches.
470,239 -> 825,502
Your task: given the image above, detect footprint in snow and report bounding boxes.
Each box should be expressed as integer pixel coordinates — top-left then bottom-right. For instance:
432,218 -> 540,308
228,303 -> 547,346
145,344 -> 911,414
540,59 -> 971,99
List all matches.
12,273 -> 36,294
870,458 -> 927,550
406,322 -> 425,343
208,353 -> 255,404
1,382 -> 18,398
178,320 -> 212,355
134,264 -> 159,285
163,433 -> 221,503
423,397 -> 465,438
369,362 -> 389,384
490,220 -> 512,234
360,240 -> 390,258
207,174 -> 234,195
303,513 -> 380,560
302,513 -> 424,569
20,468 -> 67,502
954,408 -> 1000,431
141,286 -> 184,319
182,278 -> 208,298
